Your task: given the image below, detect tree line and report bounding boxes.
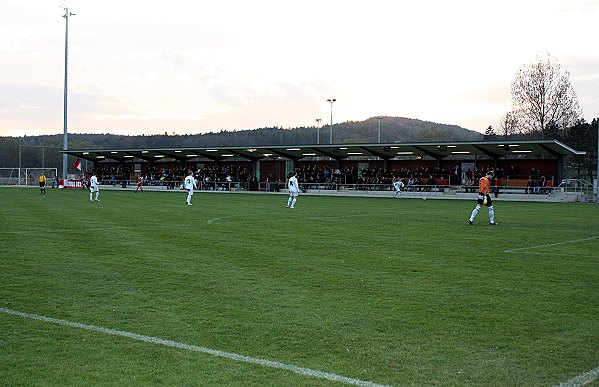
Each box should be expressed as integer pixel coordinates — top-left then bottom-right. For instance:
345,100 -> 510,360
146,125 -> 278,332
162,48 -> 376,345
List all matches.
0,116 -> 481,169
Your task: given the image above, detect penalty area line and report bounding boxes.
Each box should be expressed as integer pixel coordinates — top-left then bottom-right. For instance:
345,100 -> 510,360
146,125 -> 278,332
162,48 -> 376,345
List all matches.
0,307 -> 389,387
504,236 -> 599,254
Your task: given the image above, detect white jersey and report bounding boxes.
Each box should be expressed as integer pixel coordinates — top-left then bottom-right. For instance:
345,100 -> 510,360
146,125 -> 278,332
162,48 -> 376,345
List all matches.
288,175 -> 299,194
90,175 -> 99,192
393,180 -> 404,191
184,175 -> 195,192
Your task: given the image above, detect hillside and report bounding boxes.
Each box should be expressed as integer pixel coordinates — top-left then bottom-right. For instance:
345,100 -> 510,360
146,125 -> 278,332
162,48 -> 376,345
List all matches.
0,117 -> 482,168
11,116 -> 482,149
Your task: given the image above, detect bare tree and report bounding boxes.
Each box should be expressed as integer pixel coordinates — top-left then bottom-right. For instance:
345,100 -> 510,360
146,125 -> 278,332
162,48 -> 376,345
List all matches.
497,111 -> 519,139
483,125 -> 497,140
510,54 -> 581,139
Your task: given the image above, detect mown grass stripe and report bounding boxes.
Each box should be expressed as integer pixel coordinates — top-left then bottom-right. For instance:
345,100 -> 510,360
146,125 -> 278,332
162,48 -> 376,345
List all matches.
0,307 -> 390,387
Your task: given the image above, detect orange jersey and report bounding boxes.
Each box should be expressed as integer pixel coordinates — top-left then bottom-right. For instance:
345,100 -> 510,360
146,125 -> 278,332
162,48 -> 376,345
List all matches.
478,176 -> 491,194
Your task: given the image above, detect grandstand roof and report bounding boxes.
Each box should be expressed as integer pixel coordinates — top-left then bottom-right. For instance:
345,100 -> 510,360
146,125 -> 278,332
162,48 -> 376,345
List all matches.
62,139 -> 585,163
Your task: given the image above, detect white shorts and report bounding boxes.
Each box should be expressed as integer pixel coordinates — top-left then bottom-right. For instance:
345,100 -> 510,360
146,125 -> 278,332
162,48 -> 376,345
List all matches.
289,190 -> 299,198
90,185 -> 99,193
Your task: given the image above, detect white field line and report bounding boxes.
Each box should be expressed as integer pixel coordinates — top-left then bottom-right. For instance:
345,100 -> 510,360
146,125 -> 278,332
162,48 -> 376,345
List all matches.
305,214 -> 372,221
503,236 -> 599,254
0,307 -> 389,387
504,236 -> 599,386
1,224 -> 193,234
555,366 -> 599,387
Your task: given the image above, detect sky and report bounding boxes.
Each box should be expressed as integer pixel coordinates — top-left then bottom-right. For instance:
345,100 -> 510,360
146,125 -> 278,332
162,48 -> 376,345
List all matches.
1,0 -> 598,137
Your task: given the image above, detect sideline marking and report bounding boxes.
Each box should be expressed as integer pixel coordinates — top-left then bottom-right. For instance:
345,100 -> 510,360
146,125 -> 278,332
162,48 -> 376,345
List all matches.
306,214 -> 371,221
556,366 -> 599,387
1,224 -> 193,235
0,307 -> 388,387
504,236 -> 599,254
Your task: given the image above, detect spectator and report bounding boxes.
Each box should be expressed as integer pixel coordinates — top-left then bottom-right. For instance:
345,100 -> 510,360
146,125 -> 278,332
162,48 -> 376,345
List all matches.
438,176 -> 448,192
425,175 -> 437,192
492,177 -> 501,198
407,176 -> 415,191
545,178 -> 554,193
526,177 -> 534,194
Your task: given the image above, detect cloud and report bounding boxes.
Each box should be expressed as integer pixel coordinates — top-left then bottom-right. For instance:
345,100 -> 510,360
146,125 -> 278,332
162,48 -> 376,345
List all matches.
2,0 -> 599,136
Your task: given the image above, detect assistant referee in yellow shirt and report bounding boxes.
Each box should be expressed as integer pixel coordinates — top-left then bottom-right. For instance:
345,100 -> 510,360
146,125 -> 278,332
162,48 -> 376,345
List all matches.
39,173 -> 47,195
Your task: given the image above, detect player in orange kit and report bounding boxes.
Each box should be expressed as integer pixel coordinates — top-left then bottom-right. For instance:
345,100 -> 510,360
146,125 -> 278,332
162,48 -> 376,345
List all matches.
468,170 -> 497,226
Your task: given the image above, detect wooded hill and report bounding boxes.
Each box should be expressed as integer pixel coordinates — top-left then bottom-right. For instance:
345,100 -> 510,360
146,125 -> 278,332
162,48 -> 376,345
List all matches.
9,116 -> 482,148
1,116 -> 482,168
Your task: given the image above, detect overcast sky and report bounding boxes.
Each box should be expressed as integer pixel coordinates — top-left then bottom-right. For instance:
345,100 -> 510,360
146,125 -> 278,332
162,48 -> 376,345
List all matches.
1,0 -> 598,137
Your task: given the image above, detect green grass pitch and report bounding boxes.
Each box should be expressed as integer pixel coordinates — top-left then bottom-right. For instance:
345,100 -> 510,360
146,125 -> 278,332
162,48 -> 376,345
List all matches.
0,187 -> 598,386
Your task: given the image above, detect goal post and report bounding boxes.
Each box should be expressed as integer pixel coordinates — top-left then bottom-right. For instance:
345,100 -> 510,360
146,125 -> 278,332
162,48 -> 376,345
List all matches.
25,168 -> 59,187
0,168 -> 20,186
0,168 -> 58,187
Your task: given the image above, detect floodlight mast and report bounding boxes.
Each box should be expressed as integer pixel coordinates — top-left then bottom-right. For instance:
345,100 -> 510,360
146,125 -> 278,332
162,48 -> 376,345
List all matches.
327,98 -> 336,144
62,6 -> 75,182
315,118 -> 321,144
596,119 -> 598,203
376,116 -> 384,143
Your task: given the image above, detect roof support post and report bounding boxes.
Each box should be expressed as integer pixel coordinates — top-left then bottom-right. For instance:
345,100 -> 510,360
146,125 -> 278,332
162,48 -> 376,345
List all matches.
556,155 -> 563,186
253,159 -> 260,182
285,159 -> 295,177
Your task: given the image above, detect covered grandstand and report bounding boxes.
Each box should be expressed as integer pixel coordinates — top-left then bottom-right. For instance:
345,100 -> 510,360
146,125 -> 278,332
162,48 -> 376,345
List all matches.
62,139 -> 583,182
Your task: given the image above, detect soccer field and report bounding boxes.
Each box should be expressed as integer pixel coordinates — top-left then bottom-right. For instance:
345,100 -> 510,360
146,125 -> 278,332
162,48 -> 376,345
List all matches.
0,187 -> 598,386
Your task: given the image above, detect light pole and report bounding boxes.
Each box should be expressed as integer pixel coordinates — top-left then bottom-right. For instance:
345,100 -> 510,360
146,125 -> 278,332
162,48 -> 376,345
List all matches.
315,118 -> 322,144
596,118 -> 598,203
327,98 -> 336,144
62,6 -> 75,182
376,116 -> 384,143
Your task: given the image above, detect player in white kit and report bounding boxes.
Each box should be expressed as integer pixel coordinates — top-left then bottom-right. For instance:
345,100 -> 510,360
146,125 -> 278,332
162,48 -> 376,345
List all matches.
393,177 -> 404,198
184,171 -> 197,206
286,171 -> 299,209
89,173 -> 100,201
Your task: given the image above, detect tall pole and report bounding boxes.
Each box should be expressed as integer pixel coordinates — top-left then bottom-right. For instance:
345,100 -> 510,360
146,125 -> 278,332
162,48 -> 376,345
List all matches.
376,116 -> 383,143
596,118 -> 599,203
18,145 -> 22,186
62,7 -> 74,182
315,118 -> 321,145
327,98 -> 336,144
